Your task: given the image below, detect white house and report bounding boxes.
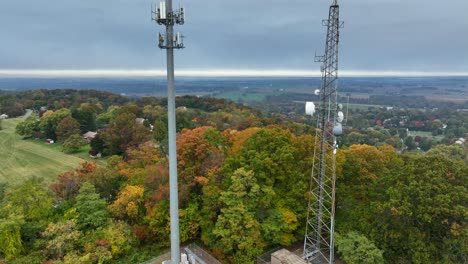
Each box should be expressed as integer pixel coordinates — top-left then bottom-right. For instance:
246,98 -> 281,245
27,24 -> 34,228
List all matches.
0,114 -> 8,119
83,131 -> 98,142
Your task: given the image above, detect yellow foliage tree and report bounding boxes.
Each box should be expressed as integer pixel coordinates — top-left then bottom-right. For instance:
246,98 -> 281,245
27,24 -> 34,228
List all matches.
109,185 -> 144,223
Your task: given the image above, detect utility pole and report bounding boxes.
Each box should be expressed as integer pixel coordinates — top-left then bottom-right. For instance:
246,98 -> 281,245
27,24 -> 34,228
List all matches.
152,2 -> 185,264
303,0 -> 343,263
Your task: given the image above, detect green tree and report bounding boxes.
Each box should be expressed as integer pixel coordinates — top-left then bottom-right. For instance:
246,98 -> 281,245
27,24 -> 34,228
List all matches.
4,178 -> 53,222
56,116 -> 81,141
90,133 -> 106,154
419,137 -> 436,151
224,127 -> 307,236
335,145 -> 404,238
85,160 -> 125,203
404,136 -> 416,150
0,214 -> 24,260
2,178 -> 53,253
212,168 -> 265,263
335,232 -> 384,264
398,128 -> 408,139
345,131 -> 366,145
179,200 -> 201,243
153,117 -> 167,144
75,183 -> 109,230
39,108 -> 71,140
72,107 -> 97,133
374,155 -> 467,263
96,105 -> 119,128
15,114 -> 39,138
389,127 -> 398,136
426,144 -> 466,161
102,221 -> 136,257
0,182 -> 6,204
62,134 -> 87,153
145,200 -> 170,246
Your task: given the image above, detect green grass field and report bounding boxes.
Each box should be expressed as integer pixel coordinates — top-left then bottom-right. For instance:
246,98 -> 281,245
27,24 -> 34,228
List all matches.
0,118 -> 87,184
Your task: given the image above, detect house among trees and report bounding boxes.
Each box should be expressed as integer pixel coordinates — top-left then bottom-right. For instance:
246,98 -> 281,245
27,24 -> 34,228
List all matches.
0,114 -> 8,119
82,131 -> 97,142
135,118 -> 145,124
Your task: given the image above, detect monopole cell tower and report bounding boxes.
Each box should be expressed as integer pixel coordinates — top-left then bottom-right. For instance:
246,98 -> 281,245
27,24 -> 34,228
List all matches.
152,1 -> 185,263
303,0 -> 344,263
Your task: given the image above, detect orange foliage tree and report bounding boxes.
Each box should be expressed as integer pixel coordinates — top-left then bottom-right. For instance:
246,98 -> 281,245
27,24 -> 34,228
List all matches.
176,126 -> 226,204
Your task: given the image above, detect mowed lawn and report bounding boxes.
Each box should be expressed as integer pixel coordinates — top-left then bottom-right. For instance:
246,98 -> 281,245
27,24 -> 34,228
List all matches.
0,118 -> 85,184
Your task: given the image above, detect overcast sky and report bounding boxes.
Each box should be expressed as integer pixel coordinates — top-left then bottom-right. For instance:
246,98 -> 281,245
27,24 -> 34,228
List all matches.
0,0 -> 467,75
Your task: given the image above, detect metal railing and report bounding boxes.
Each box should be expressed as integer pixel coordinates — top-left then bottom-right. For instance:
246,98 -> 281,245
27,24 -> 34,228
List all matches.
140,243 -> 219,264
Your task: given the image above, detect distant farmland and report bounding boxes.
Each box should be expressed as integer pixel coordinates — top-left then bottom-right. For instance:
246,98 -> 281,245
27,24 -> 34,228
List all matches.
0,118 -> 85,184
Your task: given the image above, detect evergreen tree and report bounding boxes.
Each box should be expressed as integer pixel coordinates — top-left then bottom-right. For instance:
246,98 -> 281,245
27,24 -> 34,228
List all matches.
75,183 -> 109,230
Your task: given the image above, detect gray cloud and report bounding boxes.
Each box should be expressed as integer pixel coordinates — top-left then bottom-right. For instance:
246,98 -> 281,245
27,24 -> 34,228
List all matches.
0,0 -> 467,72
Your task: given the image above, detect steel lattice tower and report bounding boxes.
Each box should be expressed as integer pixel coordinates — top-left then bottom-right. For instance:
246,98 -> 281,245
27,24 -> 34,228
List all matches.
303,0 -> 343,263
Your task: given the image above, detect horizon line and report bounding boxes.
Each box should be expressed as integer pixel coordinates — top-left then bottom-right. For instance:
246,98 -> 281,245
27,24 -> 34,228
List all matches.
1,69 -> 468,78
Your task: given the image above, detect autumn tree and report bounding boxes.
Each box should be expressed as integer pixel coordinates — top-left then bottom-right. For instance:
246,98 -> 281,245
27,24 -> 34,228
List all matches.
222,127 -> 307,241
102,221 -> 136,257
336,145 -> 403,234
50,162 -> 97,203
56,116 -> 81,141
177,126 -> 226,203
42,220 -> 81,259
200,127 -> 310,259
100,111 -> 150,155
109,185 -> 145,224
224,127 -> 261,155
50,171 -> 81,202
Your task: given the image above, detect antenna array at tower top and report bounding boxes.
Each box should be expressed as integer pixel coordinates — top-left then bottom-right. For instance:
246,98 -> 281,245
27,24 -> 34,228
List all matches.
152,0 -> 185,49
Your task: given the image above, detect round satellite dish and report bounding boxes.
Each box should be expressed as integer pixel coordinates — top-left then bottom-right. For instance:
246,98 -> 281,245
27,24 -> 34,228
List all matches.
333,123 -> 343,136
338,104 -> 343,110
337,111 -> 344,123
314,89 -> 320,96
305,102 -> 316,116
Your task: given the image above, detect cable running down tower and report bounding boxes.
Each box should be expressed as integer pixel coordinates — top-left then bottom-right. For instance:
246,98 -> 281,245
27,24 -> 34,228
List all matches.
303,0 -> 343,263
